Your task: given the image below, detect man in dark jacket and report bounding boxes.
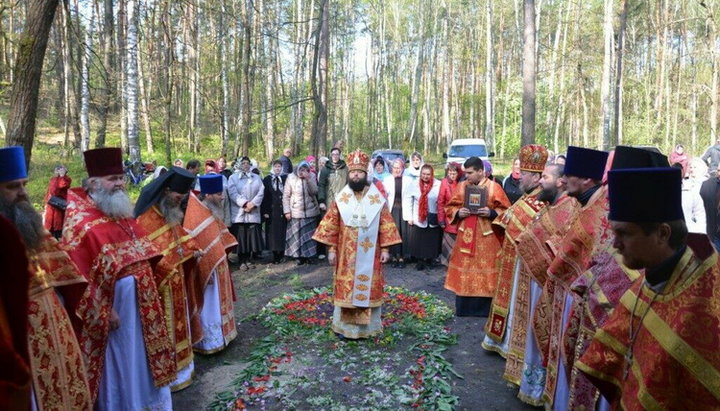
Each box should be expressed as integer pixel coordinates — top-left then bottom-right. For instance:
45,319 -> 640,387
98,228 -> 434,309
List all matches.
699,163 -> 720,250
702,140 -> 720,175
279,148 -> 293,175
318,147 -> 348,211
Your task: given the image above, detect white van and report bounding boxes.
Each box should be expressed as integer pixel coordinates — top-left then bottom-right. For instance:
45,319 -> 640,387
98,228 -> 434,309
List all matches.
443,138 -> 494,165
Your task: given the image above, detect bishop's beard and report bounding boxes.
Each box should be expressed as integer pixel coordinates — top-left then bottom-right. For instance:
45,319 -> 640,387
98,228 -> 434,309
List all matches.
348,179 -> 369,193
0,197 -> 45,250
90,186 -> 134,219
159,194 -> 185,225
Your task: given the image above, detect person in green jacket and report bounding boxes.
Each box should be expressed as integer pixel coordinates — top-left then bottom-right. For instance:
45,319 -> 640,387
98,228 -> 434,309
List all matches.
318,147 -> 349,211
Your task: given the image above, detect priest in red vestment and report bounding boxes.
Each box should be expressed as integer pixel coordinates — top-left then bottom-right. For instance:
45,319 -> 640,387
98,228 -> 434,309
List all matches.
63,148 -> 175,409
482,144 -> 548,363
444,156 -> 511,317
542,146 -> 610,409
135,166 -> 200,391
184,175 -> 238,354
577,167 -> 720,410
0,146 -> 91,410
313,149 -> 402,339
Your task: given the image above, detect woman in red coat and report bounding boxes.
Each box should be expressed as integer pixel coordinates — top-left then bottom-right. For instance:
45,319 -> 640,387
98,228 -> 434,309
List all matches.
43,165 -> 71,239
437,162 -> 463,265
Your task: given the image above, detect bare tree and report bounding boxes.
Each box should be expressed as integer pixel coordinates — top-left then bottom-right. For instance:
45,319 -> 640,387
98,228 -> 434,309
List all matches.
126,0 -> 141,162
310,0 -> 329,157
80,5 -> 95,153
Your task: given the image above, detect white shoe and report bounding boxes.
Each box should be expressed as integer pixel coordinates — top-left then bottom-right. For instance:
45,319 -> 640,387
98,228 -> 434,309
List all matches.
228,253 -> 238,264
318,254 -> 326,260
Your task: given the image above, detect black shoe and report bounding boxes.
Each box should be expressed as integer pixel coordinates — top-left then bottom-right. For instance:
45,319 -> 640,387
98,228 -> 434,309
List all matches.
416,262 -> 425,271
297,258 -> 306,266
307,257 -> 318,265
390,261 -> 398,268
398,261 -> 406,269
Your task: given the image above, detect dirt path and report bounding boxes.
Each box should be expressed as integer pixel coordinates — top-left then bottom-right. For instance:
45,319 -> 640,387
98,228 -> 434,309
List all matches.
172,256 -> 536,410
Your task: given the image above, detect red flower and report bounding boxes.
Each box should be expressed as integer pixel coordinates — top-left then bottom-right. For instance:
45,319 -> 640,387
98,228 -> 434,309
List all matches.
253,375 -> 270,382
343,376 -> 352,382
246,385 -> 267,395
234,398 -> 246,410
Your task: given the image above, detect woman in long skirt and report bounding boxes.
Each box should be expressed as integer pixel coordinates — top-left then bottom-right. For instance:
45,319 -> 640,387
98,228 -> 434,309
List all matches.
228,156 -> 265,271
283,161 -> 320,265
405,164 -> 441,270
383,159 -> 409,267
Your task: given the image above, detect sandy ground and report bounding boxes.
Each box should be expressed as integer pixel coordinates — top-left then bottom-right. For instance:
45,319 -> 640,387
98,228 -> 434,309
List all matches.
172,254 -> 537,410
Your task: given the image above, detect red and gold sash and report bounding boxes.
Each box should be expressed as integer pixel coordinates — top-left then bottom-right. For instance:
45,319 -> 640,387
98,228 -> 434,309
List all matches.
138,206 -> 199,374
486,187 -> 546,343
183,194 -> 237,345
577,242 -> 720,410
62,188 -> 175,402
26,235 -> 91,410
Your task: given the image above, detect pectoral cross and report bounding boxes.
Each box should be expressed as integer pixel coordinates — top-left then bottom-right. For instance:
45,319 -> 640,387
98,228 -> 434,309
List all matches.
178,246 -> 185,258
623,351 -> 633,380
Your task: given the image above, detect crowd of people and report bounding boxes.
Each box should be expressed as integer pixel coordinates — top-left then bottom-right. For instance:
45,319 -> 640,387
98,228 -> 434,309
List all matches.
1,138 -> 719,409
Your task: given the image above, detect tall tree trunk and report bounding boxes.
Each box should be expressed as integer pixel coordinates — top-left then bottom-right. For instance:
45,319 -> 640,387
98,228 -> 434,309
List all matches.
80,5 -> 95,153
521,0 -> 536,146
611,0 -> 629,148
599,0 -> 614,150
485,0 -> 495,152
126,0 -> 140,162
220,0 -> 230,157
5,0 -> 59,166
95,0 -> 114,148
310,0 -> 329,157
161,0 -> 173,163
408,41 -> 424,144
138,48 -> 153,153
60,3 -> 80,149
117,0 -> 128,152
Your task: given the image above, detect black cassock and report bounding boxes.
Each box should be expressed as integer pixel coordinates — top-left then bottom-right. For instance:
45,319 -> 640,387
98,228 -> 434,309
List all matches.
261,173 -> 287,252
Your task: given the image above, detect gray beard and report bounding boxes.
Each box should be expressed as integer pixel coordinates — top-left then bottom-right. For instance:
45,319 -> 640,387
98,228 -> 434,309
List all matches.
159,195 -> 184,225
203,198 -> 225,220
0,198 -> 45,250
90,186 -> 134,219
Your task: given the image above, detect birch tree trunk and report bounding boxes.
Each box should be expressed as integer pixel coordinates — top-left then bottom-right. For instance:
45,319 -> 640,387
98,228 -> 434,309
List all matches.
598,0 -> 613,150
79,6 -> 95,153
521,0 -> 536,146
5,0 -> 59,166
138,47 -> 153,153
117,0 -> 128,153
485,0 -> 495,152
126,0 -> 141,162
187,0 -> 199,153
408,41 -> 424,144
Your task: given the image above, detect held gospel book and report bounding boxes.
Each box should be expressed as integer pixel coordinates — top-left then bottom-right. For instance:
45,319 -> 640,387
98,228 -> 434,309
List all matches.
464,184 -> 487,212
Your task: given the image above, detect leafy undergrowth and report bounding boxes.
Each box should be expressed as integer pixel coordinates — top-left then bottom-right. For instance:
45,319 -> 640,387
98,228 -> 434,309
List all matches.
209,286 -> 461,411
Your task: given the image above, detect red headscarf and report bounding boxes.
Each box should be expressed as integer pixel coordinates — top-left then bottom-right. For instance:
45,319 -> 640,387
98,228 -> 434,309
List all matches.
418,165 -> 435,224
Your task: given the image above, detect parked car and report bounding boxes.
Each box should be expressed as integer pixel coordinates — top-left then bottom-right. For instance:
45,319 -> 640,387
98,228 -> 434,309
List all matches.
371,149 -> 406,167
443,138 -> 494,165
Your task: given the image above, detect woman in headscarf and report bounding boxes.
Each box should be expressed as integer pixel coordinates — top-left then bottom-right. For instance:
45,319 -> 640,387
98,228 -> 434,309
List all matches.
437,162 -> 463,266
283,161 -> 319,265
383,158 -> 408,267
403,152 -> 424,182
372,156 -> 390,182
404,164 -> 441,270
669,144 -> 689,176
305,155 -> 317,175
261,160 -> 288,264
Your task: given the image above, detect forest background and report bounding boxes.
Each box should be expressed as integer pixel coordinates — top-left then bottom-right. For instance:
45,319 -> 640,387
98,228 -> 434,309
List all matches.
2,0 -> 720,202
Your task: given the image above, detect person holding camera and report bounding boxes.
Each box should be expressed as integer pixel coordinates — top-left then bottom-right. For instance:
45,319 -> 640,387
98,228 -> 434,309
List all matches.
43,164 -> 72,239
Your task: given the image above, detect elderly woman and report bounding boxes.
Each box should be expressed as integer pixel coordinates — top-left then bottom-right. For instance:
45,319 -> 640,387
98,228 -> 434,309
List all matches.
43,164 -> 72,239
228,156 -> 265,270
283,161 -> 320,265
383,158 -> 409,267
437,162 -> 463,266
404,164 -> 441,270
